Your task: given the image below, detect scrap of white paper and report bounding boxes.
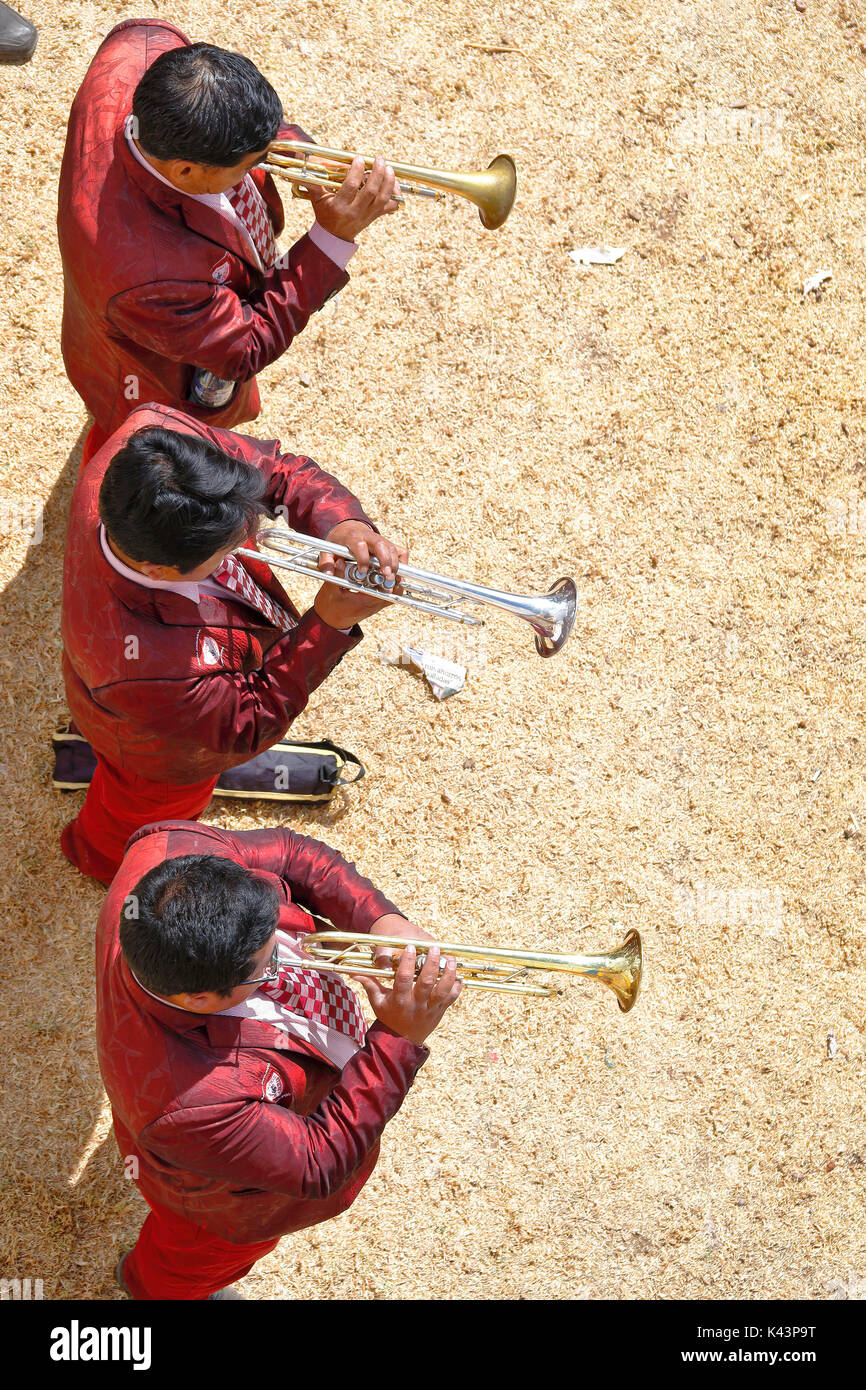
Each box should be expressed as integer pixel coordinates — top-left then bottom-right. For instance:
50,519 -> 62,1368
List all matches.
402,647 -> 466,700
380,644 -> 467,699
802,269 -> 831,298
569,246 -> 626,266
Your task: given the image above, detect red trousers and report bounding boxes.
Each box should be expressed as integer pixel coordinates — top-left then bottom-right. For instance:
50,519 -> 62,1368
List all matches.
61,754 -> 217,886
80,419 -> 110,473
124,1195 -> 280,1300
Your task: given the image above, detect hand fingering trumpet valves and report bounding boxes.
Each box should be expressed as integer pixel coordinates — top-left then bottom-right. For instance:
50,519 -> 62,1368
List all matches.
263,139 -> 518,230
236,528 -> 578,656
301,929 -> 644,1013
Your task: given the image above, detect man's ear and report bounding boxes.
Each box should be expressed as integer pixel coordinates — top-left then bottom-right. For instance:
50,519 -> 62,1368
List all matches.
141,560 -> 200,582
178,992 -> 217,1014
166,160 -> 195,184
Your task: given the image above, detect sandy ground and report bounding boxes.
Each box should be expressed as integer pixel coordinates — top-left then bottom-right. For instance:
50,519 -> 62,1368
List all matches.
0,0 -> 864,1300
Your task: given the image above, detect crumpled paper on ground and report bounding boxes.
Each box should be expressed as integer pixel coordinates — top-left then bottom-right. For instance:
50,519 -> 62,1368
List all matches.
569,246 -> 626,266
802,269 -> 831,298
384,645 -> 467,700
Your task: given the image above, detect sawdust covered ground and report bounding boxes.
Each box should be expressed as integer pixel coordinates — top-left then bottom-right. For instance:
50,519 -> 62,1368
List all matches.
0,0 -> 864,1301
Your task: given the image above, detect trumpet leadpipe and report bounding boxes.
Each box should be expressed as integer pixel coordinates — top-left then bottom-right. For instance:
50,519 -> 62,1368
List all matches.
235,538 -> 483,627
264,151 -> 443,203
300,929 -> 644,1011
263,139 -> 516,228
237,528 -> 576,657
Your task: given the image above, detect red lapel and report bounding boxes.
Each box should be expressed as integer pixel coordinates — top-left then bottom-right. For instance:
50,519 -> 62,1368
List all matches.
117,127 -> 263,274
177,191 -> 263,274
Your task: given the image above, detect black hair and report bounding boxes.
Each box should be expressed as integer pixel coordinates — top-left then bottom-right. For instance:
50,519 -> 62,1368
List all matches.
132,43 -> 283,167
99,426 -> 267,573
120,854 -> 280,998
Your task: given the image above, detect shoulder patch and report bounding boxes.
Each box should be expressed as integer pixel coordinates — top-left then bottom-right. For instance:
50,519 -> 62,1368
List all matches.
212,253 -> 231,284
262,1065 -> 285,1102
197,631 -> 225,667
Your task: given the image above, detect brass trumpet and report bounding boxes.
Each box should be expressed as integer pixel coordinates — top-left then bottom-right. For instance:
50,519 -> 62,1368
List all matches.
235,528 -> 577,657
301,929 -> 644,1012
263,139 -> 517,229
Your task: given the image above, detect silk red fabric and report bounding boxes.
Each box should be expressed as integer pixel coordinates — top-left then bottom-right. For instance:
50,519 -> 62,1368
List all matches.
61,755 -> 217,885
97,822 -> 426,1245
80,421 -> 110,471
122,1199 -> 279,1301
58,19 -> 348,437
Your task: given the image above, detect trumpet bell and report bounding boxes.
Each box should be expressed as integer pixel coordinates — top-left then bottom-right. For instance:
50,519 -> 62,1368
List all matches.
473,154 -> 518,230
597,929 -> 643,1013
533,577 -> 578,657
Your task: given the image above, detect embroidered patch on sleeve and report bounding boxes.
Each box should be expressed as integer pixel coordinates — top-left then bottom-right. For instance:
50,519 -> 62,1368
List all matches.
261,1065 -> 285,1102
196,631 -> 226,668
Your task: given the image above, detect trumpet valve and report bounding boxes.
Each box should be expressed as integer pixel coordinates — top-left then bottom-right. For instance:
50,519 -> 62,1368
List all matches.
344,560 -> 396,592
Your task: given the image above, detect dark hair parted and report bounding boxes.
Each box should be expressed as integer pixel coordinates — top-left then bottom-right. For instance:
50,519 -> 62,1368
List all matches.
98,426 -> 267,572
120,854 -> 280,998
132,43 -> 283,167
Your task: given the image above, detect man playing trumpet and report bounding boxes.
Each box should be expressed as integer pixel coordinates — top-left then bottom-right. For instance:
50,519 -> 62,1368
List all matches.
100,819 -> 457,1300
61,402 -> 406,885
58,18 -> 398,464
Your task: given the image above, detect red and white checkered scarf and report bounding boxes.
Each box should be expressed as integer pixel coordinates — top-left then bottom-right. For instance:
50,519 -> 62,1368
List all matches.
259,959 -> 367,1046
226,174 -> 276,269
213,553 -> 295,632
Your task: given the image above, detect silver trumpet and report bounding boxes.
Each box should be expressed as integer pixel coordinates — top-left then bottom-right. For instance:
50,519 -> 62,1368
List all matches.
235,528 -> 577,656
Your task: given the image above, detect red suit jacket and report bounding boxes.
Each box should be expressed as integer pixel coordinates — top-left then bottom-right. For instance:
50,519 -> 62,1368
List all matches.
62,403 -> 371,784
57,18 -> 348,436
97,821 -> 428,1243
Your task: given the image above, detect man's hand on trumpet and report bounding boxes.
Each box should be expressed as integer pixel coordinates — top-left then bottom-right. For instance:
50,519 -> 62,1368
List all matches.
369,913 -> 436,969
352,943 -> 462,1047
303,154 -> 400,241
314,520 -> 408,629
321,520 -> 405,581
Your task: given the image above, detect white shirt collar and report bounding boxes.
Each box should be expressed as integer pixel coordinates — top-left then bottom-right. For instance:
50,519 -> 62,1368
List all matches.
99,524 -> 202,602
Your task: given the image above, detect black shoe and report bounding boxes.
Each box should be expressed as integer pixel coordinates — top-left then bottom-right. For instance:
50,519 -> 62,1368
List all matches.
0,4 -> 37,64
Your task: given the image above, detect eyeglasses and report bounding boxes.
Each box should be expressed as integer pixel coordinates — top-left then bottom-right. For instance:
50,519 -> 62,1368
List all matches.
238,942 -> 281,989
